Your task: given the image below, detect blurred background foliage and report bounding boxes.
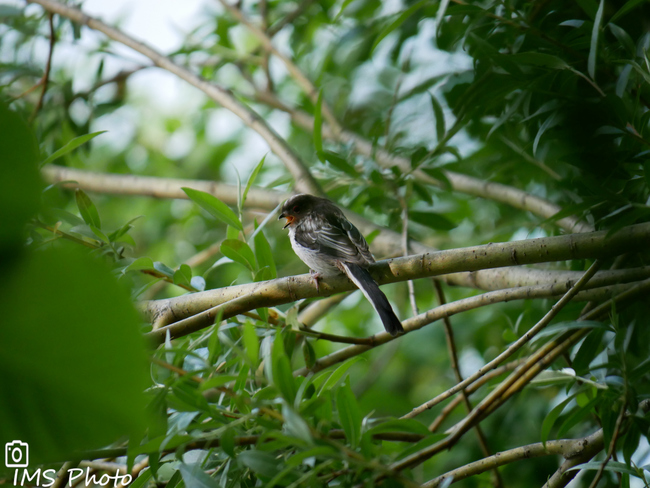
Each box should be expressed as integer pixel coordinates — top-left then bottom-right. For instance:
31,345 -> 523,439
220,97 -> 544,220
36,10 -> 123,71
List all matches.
1,0 -> 650,486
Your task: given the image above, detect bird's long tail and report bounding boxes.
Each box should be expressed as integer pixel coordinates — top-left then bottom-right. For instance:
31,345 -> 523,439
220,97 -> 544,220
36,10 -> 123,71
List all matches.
340,262 -> 404,336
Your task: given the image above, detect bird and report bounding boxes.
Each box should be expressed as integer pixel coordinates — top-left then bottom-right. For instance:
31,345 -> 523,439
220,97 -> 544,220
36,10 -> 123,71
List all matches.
279,193 -> 404,336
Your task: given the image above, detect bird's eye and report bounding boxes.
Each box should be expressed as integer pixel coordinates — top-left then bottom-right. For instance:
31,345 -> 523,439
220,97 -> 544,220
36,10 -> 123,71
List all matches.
293,205 -> 300,213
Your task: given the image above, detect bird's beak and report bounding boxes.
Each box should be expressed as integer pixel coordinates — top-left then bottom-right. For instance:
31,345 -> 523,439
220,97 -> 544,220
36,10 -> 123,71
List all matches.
279,213 -> 294,229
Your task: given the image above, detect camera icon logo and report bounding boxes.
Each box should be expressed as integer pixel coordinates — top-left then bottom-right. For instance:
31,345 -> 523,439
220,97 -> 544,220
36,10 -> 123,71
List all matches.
5,440 -> 29,468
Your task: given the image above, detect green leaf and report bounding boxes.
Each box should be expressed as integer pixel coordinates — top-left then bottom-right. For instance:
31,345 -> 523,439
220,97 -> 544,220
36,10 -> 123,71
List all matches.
319,150 -> 358,177
302,340 -> 316,370
337,379 -> 362,448
509,52 -> 570,70
178,463 -> 220,488
221,239 -> 257,271
541,395 -> 576,446
42,130 -> 107,166
199,375 -> 238,391
221,427 -> 236,457
0,248 -> 148,463
173,264 -> 193,287
588,0 -> 605,80
108,215 -> 143,242
254,225 -> 277,279
128,469 -> 153,488
282,403 -> 312,444
557,397 -> 599,438
243,155 -> 266,207
371,0 -> 428,53
182,187 -> 243,230
237,450 -> 282,479
153,261 -> 175,278
610,0 -> 647,23
313,89 -> 323,158
395,433 -> 446,460
272,333 -> 297,402
75,189 -> 101,228
429,93 -> 446,142
242,321 -> 259,366
366,418 -> 430,437
409,211 -> 455,231
317,356 -> 363,393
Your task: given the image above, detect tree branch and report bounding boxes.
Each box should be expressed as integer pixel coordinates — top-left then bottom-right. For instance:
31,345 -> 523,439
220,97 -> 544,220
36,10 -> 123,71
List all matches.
423,430 -> 604,488
144,223 -> 650,345
254,91 -> 594,234
27,0 -> 322,195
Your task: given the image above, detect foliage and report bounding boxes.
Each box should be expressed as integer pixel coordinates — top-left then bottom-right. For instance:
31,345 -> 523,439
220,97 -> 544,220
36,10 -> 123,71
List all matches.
1,0 -> 650,487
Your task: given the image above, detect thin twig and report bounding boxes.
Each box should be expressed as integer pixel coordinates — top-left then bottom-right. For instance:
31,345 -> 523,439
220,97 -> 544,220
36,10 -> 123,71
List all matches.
51,461 -> 79,488
267,0 -> 316,36
434,280 -> 503,488
27,0 -> 322,195
400,198 -> 418,316
30,13 -> 56,123
216,0 -> 342,137
586,403 -> 626,488
402,260 -> 602,419
428,359 -> 525,432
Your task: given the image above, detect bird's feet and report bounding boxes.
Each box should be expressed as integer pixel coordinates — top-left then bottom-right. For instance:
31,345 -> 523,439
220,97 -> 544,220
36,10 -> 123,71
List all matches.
310,269 -> 322,293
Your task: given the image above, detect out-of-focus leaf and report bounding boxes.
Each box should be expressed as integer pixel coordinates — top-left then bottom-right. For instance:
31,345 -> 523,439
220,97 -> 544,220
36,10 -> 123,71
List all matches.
316,356 -> 363,393
237,450 -> 282,478
129,469 -> 152,488
221,239 -> 257,271
557,397 -> 599,438
178,463 -> 220,488
199,375 -> 238,391
42,130 -> 107,166
254,225 -> 276,279
366,418 -> 430,436
588,0 -> 605,79
272,333 -> 297,402
182,187 -> 243,230
610,0 -> 647,23
124,257 -> 155,273
429,92 -> 446,142
242,321 -> 259,367
282,403 -> 312,444
337,379 -> 361,448
319,150 -> 358,177
75,189 -> 101,228
242,155 -> 266,207
395,433 -> 447,460
173,264 -> 192,287
371,0 -> 427,53
303,340 -> 316,370
190,276 -> 206,291
0,248 -> 148,463
409,211 -> 455,231
153,261 -> 175,278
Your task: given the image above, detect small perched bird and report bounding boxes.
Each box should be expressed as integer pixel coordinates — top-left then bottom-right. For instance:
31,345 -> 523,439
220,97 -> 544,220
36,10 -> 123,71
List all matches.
279,194 -> 403,336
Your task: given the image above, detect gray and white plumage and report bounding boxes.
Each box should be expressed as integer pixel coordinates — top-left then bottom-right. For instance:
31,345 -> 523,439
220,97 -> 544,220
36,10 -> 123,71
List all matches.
280,194 -> 403,336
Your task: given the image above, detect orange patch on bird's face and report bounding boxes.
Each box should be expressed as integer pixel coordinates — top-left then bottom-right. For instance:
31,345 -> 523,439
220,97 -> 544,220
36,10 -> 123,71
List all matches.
283,215 -> 295,228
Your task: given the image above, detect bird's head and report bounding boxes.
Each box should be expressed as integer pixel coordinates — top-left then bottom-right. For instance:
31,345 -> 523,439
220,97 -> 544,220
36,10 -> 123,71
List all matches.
279,193 -> 318,229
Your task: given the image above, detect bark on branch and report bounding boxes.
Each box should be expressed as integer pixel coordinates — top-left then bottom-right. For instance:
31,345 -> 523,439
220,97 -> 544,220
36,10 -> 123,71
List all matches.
143,222 -> 650,345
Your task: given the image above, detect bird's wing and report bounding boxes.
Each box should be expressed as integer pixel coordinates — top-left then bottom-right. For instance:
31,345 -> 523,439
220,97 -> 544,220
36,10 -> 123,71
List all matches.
294,212 -> 373,265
